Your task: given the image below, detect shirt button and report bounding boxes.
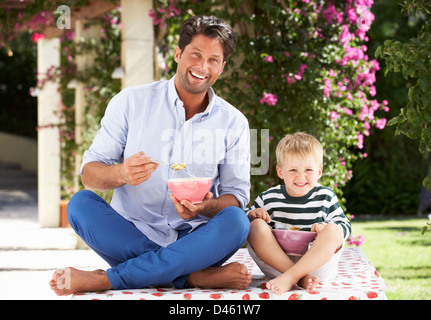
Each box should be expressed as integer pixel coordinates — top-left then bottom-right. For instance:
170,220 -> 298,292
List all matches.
164,215 -> 168,219
180,121 -> 184,125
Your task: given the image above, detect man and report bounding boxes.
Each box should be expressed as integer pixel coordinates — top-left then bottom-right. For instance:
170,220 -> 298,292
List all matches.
49,15 -> 252,295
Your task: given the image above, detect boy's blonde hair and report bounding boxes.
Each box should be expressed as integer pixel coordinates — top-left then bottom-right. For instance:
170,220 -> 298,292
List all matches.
276,132 -> 323,167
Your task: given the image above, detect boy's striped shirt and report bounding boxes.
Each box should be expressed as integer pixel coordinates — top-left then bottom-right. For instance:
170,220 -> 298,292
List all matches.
248,183 -> 351,240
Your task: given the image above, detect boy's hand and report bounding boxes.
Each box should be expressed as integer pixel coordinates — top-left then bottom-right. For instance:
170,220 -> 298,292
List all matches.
311,223 -> 325,234
247,208 -> 271,223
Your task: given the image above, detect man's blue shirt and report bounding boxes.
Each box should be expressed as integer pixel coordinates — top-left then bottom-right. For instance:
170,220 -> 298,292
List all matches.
81,76 -> 250,247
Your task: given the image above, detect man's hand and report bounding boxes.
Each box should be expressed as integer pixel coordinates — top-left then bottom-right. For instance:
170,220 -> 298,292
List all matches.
118,151 -> 158,186
170,192 -> 214,220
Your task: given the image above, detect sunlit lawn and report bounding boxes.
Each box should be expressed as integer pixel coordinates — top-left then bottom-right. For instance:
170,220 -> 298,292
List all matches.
351,217 -> 431,300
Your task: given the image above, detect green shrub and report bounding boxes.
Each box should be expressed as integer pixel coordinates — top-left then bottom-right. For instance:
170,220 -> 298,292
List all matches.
153,0 -> 389,209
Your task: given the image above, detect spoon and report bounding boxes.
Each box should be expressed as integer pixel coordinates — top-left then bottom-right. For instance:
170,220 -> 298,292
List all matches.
152,161 -> 187,171
270,219 -> 303,230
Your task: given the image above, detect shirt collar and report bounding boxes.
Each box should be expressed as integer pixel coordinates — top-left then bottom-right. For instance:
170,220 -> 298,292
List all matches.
167,75 -> 179,109
168,75 -> 216,118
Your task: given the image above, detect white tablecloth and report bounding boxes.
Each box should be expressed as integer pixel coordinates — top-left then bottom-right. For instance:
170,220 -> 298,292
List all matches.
72,247 -> 388,300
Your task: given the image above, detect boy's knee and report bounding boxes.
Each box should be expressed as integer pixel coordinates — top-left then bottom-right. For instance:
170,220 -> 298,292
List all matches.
248,218 -> 271,243
249,217 -> 269,232
321,223 -> 345,248
324,223 -> 344,236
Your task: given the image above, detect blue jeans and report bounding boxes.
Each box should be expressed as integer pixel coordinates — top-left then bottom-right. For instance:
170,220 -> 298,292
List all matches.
67,190 -> 250,290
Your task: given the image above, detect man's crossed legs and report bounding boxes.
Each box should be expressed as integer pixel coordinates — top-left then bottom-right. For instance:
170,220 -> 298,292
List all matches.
49,190 -> 251,295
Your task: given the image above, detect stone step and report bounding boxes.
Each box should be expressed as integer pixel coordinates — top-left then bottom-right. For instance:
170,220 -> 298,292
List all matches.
0,165 -> 37,190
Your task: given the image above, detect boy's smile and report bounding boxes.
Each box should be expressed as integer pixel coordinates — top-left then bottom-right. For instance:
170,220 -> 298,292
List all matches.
276,154 -> 323,197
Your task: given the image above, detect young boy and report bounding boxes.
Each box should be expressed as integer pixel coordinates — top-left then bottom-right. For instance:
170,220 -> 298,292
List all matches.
247,132 -> 351,295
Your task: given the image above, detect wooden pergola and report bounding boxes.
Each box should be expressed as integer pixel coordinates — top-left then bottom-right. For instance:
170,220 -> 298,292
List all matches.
2,0 -> 155,227
1,0 -> 120,36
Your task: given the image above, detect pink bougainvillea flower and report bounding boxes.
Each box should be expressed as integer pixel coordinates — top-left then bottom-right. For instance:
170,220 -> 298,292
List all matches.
264,55 -> 274,63
260,93 -> 278,106
31,32 -> 45,43
322,3 -> 344,24
356,235 -> 365,246
297,64 -> 308,75
356,131 -> 364,149
344,107 -> 353,115
330,111 -> 340,120
340,25 -> 354,46
286,76 -> 296,84
375,118 -> 387,130
347,234 -> 365,247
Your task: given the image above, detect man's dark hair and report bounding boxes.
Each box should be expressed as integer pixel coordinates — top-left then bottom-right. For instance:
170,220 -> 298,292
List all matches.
178,15 -> 237,62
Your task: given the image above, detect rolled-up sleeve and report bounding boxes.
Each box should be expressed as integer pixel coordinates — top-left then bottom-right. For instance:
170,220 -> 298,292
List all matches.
326,195 -> 352,240
218,116 -> 251,209
80,90 -> 129,174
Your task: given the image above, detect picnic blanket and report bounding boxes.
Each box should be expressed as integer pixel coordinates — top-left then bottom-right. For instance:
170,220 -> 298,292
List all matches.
71,247 -> 388,300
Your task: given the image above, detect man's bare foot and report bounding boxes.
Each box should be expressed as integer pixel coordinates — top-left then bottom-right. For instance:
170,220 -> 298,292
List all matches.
49,267 -> 113,296
298,274 -> 320,291
186,262 -> 252,289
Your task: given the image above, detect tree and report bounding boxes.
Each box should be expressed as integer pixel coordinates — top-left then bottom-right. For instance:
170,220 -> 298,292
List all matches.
375,0 -> 431,192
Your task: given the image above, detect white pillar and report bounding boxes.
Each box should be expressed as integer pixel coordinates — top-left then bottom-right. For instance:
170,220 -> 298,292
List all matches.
74,20 -> 100,190
37,38 -> 61,227
121,0 -> 154,88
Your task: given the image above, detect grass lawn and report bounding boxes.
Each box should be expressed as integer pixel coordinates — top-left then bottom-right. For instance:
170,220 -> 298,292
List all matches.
350,216 -> 431,300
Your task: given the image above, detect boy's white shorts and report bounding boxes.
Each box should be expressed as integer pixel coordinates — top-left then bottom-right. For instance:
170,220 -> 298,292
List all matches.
247,241 -> 343,282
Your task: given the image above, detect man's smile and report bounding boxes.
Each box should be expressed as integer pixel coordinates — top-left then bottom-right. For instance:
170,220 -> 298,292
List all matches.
189,70 -> 208,81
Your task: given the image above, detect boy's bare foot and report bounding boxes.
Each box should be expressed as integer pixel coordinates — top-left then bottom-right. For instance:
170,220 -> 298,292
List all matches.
266,272 -> 296,295
267,272 -> 320,295
49,267 -> 113,296
187,262 -> 252,289
298,274 -> 320,291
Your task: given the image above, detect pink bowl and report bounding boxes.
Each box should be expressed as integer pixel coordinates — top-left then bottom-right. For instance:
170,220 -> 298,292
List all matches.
273,229 -> 316,256
167,177 -> 212,204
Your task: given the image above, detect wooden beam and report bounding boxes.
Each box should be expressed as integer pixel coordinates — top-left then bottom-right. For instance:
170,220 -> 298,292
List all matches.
0,0 -> 34,8
40,25 -> 63,39
39,0 -> 120,38
74,0 -> 120,20
2,0 -> 120,38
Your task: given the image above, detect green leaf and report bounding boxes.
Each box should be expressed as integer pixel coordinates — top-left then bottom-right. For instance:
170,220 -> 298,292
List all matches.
419,76 -> 431,92
424,175 -> 431,191
387,116 -> 400,126
374,45 -> 382,58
